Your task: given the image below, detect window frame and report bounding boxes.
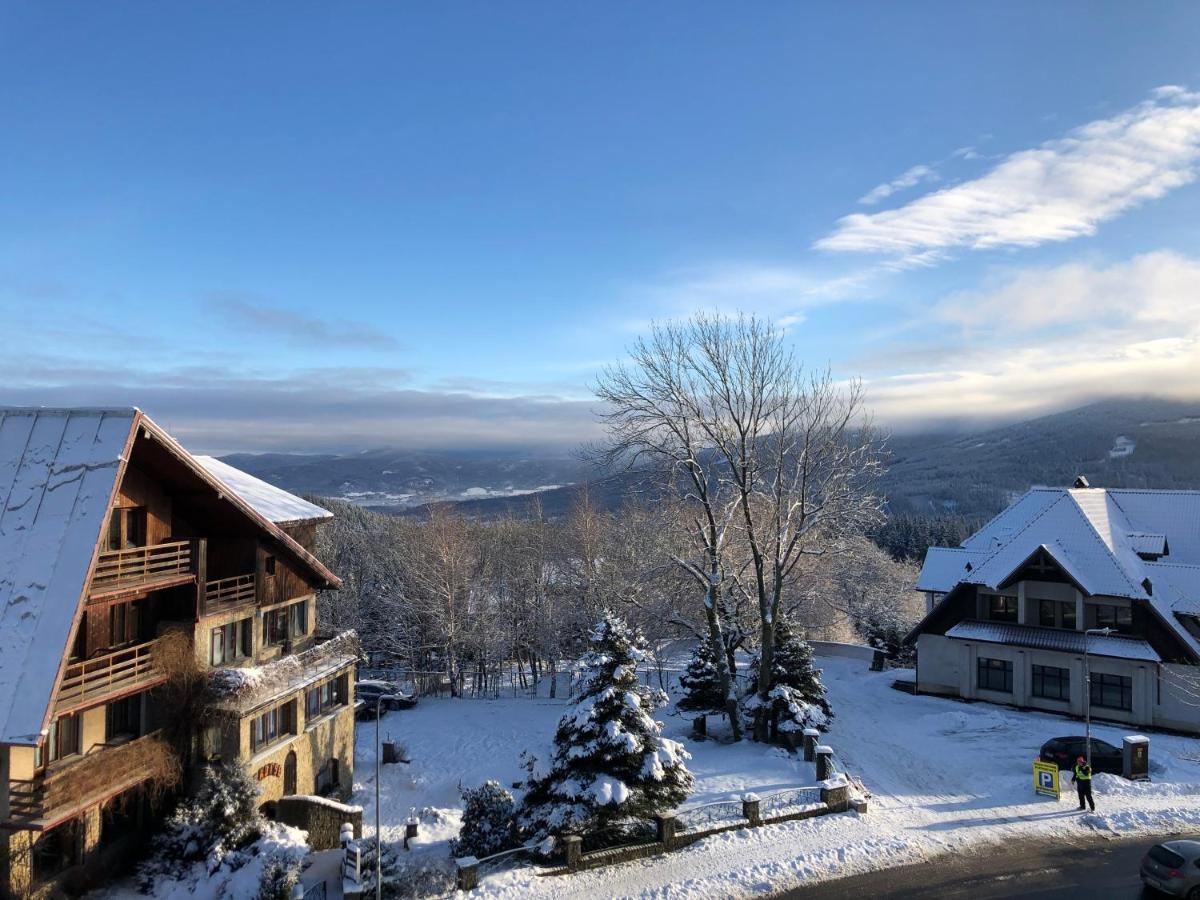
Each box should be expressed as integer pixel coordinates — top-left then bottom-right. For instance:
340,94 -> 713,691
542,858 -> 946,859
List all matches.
976,656 -> 1013,693
987,595 -> 1018,623
1090,672 -> 1133,711
1031,664 -> 1070,701
250,701 -> 294,753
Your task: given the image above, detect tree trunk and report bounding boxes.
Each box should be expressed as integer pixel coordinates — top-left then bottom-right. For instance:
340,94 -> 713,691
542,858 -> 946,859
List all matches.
705,581 -> 741,742
549,657 -> 558,699
753,617 -> 776,742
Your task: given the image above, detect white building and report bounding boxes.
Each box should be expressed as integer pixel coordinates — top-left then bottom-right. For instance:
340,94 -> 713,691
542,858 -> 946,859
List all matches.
906,482 -> 1200,734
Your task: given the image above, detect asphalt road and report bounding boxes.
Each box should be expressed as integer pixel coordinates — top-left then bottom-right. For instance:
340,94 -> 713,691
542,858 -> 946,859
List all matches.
780,834 -> 1187,899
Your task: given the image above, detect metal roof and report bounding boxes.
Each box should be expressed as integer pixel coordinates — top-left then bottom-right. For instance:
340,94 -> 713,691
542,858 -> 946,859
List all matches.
193,456 -> 333,526
946,620 -> 1161,662
0,408 -> 136,744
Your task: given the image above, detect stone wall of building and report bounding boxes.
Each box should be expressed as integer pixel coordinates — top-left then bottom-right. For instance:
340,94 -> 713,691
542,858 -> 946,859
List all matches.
276,795 -> 363,850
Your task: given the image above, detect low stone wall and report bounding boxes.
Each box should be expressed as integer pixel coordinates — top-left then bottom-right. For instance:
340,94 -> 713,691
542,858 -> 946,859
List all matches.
809,641 -> 884,668
276,795 -> 363,850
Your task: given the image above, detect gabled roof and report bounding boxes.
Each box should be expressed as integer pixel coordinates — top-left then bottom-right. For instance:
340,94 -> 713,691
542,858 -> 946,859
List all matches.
0,408 -> 137,744
911,485 -> 1200,661
193,456 -> 333,527
0,407 -> 342,746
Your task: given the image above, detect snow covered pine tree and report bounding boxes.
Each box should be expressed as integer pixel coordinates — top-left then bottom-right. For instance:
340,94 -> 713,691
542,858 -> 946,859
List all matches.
676,639 -> 727,737
744,618 -> 831,742
518,613 -> 693,844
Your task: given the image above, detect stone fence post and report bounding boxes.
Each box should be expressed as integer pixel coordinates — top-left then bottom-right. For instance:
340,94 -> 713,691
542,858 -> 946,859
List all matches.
742,793 -> 762,827
802,728 -> 819,761
820,782 -> 850,813
563,835 -> 583,872
655,814 -> 678,851
815,745 -> 834,782
455,856 -> 479,891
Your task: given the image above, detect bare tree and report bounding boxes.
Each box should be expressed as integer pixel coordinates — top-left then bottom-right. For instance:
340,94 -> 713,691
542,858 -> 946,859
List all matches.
597,313 -> 883,740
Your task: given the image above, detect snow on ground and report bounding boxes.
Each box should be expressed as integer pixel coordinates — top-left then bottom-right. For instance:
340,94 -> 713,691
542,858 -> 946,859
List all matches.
356,656 -> 1200,898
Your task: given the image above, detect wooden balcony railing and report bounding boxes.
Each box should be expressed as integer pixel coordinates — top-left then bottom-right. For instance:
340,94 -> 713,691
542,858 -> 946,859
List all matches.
55,639 -> 165,714
204,574 -> 256,612
6,732 -> 176,825
89,540 -> 193,596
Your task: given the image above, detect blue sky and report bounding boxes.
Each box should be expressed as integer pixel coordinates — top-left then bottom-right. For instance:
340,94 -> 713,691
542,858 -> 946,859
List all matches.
3,3 -> 1200,452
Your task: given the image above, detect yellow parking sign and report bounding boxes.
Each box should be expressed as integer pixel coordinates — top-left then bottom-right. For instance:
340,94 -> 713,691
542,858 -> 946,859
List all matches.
1033,760 -> 1060,799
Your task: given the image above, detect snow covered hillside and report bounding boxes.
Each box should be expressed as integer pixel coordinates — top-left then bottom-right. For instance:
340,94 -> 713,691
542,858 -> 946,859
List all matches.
353,655 -> 1200,898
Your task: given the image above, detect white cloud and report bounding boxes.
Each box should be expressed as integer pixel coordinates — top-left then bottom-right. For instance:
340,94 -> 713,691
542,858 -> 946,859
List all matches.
817,87 -> 1200,263
858,164 -> 939,205
864,251 -> 1200,428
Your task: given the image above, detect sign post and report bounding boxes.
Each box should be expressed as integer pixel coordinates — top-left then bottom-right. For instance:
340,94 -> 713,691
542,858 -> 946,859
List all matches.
1033,760 -> 1060,799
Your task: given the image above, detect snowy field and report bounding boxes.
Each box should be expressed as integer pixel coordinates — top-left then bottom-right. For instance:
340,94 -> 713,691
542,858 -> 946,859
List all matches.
356,655 -> 1200,898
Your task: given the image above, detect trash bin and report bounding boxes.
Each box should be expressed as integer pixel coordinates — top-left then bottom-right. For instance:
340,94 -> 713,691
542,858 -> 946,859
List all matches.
1123,734 -> 1149,781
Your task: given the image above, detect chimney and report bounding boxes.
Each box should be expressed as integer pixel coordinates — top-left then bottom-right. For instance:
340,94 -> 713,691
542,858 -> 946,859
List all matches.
1073,475 -> 1090,489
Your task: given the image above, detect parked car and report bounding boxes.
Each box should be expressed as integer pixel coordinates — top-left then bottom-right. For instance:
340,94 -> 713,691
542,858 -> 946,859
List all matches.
355,679 -> 418,719
1039,736 -> 1123,774
1140,840 -> 1200,898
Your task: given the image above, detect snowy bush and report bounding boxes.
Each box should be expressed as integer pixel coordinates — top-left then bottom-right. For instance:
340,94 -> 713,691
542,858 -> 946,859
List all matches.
138,763 -> 263,886
518,612 -> 693,842
744,685 -> 828,734
451,781 -> 520,859
361,836 -> 455,899
253,841 -> 305,900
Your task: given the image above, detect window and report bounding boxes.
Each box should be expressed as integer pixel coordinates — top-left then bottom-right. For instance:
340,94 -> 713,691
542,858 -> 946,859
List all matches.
315,758 -> 340,796
1031,664 -> 1070,701
305,675 -> 347,721
987,595 -> 1018,623
211,618 -> 253,666
42,713 -> 81,765
1094,605 -> 1134,635
264,555 -> 277,576
264,602 -> 307,647
106,694 -> 143,740
263,608 -> 288,646
1091,672 -> 1133,711
289,601 -> 308,639
31,819 -> 81,882
251,701 -> 294,753
1036,599 -> 1078,630
977,657 -> 1013,693
106,507 -> 147,551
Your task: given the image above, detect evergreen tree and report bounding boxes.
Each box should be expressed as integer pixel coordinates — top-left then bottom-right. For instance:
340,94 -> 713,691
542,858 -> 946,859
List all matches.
676,639 -> 726,714
518,613 -> 693,841
744,618 -> 831,735
451,781 -> 520,859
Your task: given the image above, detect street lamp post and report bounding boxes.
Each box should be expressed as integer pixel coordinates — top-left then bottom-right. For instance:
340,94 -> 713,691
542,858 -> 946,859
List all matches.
374,693 -> 403,900
1082,627 -> 1113,768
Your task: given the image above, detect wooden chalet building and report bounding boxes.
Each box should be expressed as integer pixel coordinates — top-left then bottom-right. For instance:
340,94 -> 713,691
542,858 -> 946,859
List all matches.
907,482 -> 1200,734
0,408 -> 358,898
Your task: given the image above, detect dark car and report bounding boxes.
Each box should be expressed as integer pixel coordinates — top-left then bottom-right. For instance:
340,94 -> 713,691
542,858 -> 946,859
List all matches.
1039,736 -> 1122,774
355,679 -> 418,719
1140,840 -> 1200,898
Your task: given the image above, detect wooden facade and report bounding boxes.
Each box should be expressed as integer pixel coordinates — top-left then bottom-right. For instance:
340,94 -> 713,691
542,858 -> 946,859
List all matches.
0,411 -> 348,900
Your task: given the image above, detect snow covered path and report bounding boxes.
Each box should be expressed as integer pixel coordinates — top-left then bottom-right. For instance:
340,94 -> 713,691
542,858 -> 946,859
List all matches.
354,657 -> 1200,898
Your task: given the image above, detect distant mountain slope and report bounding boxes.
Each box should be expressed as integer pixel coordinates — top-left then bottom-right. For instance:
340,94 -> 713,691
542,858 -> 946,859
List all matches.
223,397 -> 1200,522
218,448 -> 587,509
881,397 -> 1200,517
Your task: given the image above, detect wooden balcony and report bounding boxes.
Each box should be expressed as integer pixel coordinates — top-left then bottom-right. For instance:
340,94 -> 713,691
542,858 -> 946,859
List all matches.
6,732 -> 176,828
89,540 -> 195,599
203,573 -> 256,614
55,639 -> 167,715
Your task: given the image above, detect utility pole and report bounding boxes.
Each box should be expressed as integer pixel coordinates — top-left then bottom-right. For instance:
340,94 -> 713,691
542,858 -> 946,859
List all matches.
1082,627 -> 1113,768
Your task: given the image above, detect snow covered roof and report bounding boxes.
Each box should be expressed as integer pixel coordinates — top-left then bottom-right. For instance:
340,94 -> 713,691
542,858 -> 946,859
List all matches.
194,456 -> 332,526
0,408 -> 136,744
946,620 -> 1160,662
915,548 -> 988,593
914,485 -> 1200,661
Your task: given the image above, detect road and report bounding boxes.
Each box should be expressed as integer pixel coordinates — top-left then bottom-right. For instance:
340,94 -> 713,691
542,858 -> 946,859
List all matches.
780,834 -> 1180,899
